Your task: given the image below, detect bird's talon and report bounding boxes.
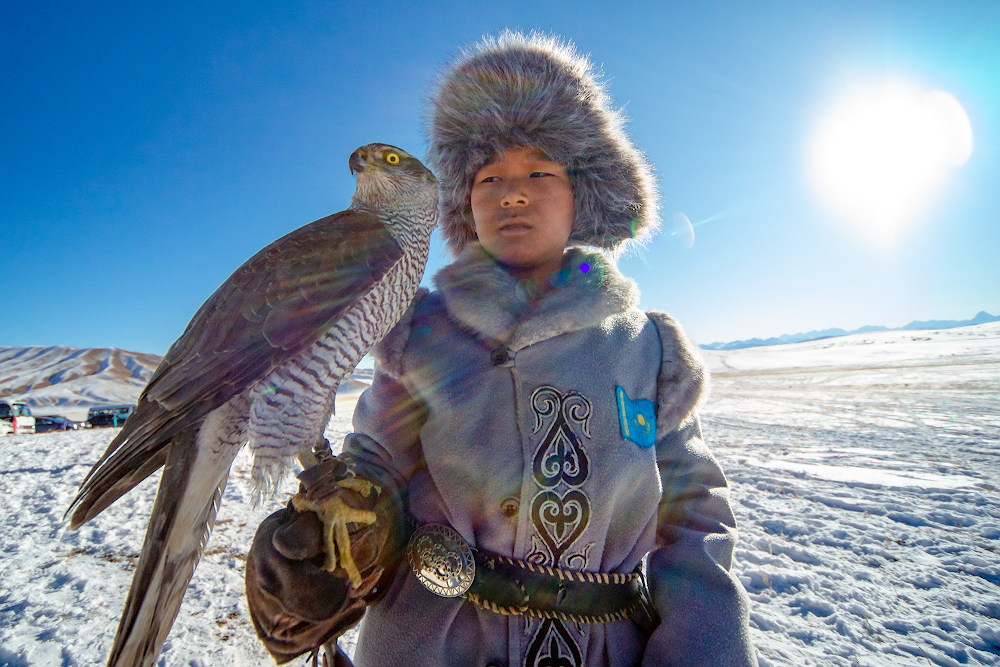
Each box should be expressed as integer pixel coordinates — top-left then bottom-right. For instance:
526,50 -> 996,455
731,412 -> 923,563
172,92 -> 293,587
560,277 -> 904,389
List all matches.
291,491 -> 378,588
337,477 -> 380,498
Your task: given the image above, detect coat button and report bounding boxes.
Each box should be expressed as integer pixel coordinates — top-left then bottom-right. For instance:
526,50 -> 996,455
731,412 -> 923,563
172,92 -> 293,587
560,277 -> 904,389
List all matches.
490,346 -> 510,366
500,497 -> 519,518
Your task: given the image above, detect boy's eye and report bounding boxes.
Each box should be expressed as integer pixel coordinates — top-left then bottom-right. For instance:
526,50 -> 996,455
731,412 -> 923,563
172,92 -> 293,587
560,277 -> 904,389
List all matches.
530,171 -> 552,177
385,153 -> 400,164
480,176 -> 500,183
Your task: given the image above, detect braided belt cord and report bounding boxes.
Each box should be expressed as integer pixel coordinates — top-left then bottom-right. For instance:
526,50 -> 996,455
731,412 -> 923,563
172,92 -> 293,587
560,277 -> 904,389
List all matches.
514,558 -> 642,585
464,592 -> 644,624
463,553 -> 646,624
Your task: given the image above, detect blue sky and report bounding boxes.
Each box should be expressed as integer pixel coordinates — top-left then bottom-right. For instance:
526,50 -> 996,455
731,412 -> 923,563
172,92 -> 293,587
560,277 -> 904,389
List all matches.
3,0 -> 998,355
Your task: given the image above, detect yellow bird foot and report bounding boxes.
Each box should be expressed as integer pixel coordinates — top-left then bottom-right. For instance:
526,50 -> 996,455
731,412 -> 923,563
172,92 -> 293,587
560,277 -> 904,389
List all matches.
292,476 -> 381,588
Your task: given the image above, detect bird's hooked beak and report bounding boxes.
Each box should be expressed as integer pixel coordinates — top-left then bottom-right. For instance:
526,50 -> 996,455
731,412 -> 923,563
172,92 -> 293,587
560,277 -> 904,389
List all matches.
349,148 -> 368,175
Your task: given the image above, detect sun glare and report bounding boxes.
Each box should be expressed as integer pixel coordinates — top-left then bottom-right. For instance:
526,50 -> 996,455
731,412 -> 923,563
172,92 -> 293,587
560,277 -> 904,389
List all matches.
809,83 -> 973,243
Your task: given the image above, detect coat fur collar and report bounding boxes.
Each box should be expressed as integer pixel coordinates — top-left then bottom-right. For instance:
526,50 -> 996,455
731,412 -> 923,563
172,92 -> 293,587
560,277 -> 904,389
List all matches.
373,243 -> 707,434
434,243 -> 639,351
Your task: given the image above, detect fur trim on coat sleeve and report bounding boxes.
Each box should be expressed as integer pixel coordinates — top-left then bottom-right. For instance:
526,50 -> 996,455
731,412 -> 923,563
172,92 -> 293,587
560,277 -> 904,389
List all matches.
370,287 -> 430,379
647,311 -> 710,436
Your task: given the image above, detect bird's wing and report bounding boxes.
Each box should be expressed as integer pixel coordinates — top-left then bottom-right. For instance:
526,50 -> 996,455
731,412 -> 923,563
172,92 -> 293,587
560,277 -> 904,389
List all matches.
68,210 -> 404,528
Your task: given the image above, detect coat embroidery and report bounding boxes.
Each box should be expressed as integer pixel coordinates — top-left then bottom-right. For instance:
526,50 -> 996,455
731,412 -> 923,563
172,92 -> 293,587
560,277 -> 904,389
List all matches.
526,618 -> 583,667
526,385 -> 594,567
616,386 -> 656,448
525,385 -> 593,667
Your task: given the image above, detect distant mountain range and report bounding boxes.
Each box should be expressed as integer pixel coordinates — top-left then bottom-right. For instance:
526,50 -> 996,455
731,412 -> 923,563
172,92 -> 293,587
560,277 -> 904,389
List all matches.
0,346 -> 161,415
3,311 -> 996,413
700,311 -> 1000,351
0,346 -> 374,419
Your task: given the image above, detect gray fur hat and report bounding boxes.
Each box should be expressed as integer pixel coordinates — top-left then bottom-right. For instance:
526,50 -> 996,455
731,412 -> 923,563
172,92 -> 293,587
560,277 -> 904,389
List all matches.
426,31 -> 660,256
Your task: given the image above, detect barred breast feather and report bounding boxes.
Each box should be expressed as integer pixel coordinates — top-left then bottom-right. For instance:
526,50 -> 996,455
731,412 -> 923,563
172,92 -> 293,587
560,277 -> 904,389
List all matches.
247,221 -> 432,499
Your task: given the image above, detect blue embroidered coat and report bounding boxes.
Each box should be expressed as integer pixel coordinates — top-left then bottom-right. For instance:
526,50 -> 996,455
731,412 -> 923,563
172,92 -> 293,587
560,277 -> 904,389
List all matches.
345,244 -> 757,667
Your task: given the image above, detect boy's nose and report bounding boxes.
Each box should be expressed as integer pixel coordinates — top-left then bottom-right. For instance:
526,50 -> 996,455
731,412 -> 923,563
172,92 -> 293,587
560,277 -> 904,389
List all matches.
500,188 -> 529,207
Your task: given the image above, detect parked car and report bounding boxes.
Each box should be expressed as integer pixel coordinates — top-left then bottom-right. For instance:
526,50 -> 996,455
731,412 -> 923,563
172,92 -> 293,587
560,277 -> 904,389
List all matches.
87,405 -> 134,428
34,415 -> 81,433
0,400 -> 36,434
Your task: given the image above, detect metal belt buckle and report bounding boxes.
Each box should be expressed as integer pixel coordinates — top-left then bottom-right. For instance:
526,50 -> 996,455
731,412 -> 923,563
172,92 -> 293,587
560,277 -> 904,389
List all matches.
407,523 -> 475,597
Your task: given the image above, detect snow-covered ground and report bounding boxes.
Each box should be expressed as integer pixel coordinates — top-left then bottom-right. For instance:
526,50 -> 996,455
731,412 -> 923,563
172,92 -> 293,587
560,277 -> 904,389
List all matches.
702,323 -> 1000,666
0,398 -> 360,667
1,324 -> 998,666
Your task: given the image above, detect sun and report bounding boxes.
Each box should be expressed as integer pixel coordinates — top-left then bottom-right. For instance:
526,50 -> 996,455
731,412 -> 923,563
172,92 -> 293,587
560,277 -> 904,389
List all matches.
808,83 -> 973,243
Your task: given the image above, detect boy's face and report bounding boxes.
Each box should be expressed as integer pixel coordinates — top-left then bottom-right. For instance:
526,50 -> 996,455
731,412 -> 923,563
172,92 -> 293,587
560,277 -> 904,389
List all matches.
470,146 -> 574,283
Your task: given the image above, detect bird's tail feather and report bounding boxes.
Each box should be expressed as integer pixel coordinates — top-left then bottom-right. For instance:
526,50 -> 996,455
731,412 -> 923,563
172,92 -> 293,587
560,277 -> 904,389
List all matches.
66,399 -> 173,528
105,428 -> 238,667
68,447 -> 169,529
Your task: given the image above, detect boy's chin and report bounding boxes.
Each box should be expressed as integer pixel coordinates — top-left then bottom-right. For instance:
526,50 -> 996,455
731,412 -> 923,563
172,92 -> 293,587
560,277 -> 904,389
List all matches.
486,249 -> 541,269
494,254 -> 566,282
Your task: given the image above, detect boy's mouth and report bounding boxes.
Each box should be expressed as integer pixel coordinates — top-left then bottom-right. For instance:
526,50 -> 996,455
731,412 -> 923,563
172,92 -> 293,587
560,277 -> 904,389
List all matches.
497,213 -> 532,229
498,222 -> 532,235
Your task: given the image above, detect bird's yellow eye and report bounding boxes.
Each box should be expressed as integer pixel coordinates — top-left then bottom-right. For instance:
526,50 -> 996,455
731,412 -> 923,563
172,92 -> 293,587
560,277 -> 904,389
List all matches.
386,153 -> 400,164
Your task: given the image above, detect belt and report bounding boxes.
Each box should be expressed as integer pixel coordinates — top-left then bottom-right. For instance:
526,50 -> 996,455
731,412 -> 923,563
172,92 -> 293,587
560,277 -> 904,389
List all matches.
406,523 -> 657,627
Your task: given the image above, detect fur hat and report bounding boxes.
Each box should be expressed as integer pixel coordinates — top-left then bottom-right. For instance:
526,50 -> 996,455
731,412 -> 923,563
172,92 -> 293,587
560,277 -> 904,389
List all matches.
426,31 -> 660,256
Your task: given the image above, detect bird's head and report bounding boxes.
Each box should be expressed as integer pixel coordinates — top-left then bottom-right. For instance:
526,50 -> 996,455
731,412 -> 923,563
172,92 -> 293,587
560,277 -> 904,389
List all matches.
349,143 -> 438,220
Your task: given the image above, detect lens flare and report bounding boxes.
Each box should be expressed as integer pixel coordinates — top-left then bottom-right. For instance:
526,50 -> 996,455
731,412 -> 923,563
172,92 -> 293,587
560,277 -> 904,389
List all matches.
670,213 -> 696,249
808,82 -> 973,243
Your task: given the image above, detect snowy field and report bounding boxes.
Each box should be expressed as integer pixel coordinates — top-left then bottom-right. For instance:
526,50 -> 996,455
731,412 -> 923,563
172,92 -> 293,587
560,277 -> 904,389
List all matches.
702,323 -> 1000,666
0,397 -> 361,667
1,324 -> 998,666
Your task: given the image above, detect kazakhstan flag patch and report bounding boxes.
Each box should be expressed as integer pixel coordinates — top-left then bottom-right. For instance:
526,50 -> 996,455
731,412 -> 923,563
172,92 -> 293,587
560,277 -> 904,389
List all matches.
616,386 -> 656,448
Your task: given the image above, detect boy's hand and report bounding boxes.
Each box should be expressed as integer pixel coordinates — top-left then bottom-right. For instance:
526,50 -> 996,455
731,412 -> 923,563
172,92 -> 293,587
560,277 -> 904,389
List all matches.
245,450 -> 406,664
245,504 -> 367,663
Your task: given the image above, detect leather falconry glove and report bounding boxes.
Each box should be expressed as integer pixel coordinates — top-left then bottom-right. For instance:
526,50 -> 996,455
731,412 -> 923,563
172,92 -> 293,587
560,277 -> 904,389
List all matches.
245,436 -> 406,665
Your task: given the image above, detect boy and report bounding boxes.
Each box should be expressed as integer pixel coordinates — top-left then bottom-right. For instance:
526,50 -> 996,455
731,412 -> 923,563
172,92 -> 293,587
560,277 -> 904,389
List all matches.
247,32 -> 757,667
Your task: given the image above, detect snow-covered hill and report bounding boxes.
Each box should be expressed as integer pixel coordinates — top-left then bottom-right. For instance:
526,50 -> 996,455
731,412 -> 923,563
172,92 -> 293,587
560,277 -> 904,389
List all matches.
0,346 -> 161,419
0,346 -> 374,421
1,324 -> 998,666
